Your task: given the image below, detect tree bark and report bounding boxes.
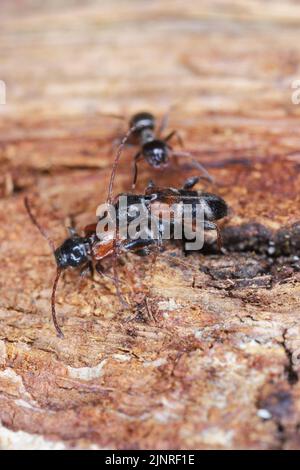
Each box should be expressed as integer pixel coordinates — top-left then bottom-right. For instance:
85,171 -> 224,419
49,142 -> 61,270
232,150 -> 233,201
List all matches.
1,0 -> 300,450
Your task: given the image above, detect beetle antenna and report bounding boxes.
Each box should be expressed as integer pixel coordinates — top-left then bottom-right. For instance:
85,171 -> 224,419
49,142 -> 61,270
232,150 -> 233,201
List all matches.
51,268 -> 64,338
107,125 -> 138,204
24,197 -> 56,253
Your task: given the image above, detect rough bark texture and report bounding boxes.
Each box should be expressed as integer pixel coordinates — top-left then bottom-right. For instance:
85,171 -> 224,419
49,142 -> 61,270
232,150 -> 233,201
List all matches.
1,0 -> 300,450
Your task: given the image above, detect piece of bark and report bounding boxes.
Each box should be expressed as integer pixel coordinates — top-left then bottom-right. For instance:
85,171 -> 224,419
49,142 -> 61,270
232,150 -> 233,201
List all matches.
1,0 -> 300,450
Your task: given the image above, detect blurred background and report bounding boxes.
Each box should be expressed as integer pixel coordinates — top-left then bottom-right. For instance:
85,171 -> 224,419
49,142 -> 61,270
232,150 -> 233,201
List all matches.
1,0 -> 299,118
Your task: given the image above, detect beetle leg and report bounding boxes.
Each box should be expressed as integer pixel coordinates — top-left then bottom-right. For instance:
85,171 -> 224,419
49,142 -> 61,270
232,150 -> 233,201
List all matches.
95,261 -> 115,281
182,176 -> 200,190
80,261 -> 94,278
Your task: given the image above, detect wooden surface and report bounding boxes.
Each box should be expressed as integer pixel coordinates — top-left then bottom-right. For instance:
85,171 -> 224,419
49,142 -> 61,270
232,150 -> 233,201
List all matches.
1,0 -> 300,450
